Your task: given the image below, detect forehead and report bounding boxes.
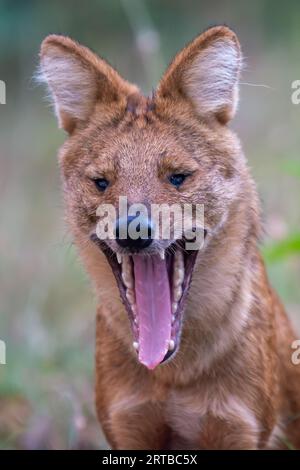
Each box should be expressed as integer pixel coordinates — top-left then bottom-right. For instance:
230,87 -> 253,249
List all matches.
88,131 -> 204,187
83,98 -> 205,172
86,127 -> 165,173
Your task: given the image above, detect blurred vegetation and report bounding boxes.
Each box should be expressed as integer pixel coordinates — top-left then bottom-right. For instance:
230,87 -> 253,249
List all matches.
0,0 -> 299,449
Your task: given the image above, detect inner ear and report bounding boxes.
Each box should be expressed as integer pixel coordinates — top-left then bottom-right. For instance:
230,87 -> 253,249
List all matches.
156,26 -> 242,124
39,35 -> 139,133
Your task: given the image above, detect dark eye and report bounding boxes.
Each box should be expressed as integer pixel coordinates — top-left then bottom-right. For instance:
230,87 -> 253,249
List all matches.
94,178 -> 109,192
169,174 -> 187,188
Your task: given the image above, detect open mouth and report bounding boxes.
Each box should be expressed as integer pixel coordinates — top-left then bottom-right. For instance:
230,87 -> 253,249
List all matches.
90,235 -> 200,369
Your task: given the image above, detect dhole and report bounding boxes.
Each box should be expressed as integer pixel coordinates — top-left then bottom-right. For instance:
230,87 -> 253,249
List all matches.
39,26 -> 300,449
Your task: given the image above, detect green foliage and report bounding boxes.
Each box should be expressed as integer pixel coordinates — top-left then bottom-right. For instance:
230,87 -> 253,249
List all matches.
263,233 -> 300,263
281,160 -> 300,179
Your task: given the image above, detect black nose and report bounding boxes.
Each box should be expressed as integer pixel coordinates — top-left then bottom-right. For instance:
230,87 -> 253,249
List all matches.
115,215 -> 153,250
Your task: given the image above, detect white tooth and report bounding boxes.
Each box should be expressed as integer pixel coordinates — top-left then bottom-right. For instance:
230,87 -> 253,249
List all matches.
133,341 -> 139,351
168,339 -> 175,351
172,302 -> 178,314
122,255 -> 130,270
122,272 -> 133,289
131,304 -> 137,314
121,255 -> 134,289
126,289 -> 135,305
173,268 -> 184,288
174,285 -> 182,302
174,250 -> 184,269
116,253 -> 122,264
134,317 -> 139,325
173,251 -> 185,290
171,315 -> 175,324
159,249 -> 165,260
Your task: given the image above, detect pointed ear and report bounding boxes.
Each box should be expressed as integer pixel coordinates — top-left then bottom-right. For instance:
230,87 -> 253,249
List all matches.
39,35 -> 138,133
156,26 -> 242,124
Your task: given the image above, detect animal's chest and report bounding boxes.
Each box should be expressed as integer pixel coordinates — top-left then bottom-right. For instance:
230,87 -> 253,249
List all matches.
162,390 -> 259,449
107,384 -> 259,449
163,391 -> 206,447
165,398 -> 203,447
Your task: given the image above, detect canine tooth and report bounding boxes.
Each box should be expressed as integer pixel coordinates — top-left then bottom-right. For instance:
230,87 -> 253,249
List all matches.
159,249 -> 165,260
122,272 -> 133,289
173,268 -> 184,288
122,255 -> 131,270
116,253 -> 122,264
174,249 -> 184,268
121,255 -> 134,288
173,250 -> 185,288
173,285 -> 182,302
133,341 -> 139,351
172,302 -> 178,314
126,288 -> 135,305
168,339 -> 175,351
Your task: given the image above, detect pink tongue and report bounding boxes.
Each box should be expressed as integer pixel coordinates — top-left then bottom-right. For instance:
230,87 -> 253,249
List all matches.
132,255 -> 172,370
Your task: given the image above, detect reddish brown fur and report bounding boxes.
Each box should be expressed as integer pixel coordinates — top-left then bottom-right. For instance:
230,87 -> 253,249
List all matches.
40,26 -> 300,449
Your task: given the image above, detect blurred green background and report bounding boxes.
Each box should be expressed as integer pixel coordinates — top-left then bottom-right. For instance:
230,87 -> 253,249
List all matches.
0,0 -> 299,449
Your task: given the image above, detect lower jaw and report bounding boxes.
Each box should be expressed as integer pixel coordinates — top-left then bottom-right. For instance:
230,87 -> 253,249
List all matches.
90,235 -> 198,369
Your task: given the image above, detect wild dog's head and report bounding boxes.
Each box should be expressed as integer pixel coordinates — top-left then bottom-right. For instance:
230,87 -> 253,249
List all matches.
40,26 -> 245,369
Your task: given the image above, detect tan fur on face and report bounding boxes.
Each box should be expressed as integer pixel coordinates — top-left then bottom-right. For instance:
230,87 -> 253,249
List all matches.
40,26 -> 300,449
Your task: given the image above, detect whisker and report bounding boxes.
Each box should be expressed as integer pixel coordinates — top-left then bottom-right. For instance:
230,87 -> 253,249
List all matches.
240,81 -> 274,90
